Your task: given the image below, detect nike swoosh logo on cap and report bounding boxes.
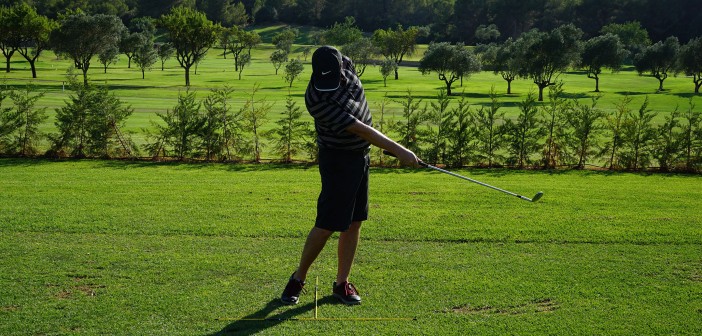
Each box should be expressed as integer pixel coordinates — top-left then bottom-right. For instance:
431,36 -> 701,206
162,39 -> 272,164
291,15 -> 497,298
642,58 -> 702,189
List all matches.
322,71 -> 331,75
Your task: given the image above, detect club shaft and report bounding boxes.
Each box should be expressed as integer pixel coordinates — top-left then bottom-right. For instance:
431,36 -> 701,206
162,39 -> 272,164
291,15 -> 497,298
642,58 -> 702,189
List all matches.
420,162 -> 533,201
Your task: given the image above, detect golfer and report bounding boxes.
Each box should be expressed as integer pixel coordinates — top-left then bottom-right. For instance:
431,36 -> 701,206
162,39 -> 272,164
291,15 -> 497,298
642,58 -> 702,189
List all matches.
281,46 -> 419,305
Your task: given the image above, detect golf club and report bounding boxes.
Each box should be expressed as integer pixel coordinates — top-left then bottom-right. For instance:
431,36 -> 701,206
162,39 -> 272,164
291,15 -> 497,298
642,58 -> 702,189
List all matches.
383,150 -> 543,202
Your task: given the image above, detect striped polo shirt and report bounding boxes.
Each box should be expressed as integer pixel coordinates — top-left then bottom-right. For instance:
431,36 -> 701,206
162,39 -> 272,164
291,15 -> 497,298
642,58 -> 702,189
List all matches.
305,57 -> 372,151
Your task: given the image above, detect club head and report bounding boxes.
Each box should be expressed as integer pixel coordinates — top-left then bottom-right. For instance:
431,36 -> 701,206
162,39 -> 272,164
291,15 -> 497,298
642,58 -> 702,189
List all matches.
531,192 -> 544,202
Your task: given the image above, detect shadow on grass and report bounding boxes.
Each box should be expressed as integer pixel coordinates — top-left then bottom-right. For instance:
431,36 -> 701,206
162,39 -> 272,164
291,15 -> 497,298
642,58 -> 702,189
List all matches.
211,297 -> 336,335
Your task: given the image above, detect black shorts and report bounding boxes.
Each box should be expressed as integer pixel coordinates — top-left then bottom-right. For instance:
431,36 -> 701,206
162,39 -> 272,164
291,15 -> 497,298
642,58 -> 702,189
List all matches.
315,148 -> 370,232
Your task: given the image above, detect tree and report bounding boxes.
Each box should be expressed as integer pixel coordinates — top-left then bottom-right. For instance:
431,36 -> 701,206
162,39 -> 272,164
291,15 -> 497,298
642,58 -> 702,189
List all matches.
98,46 -> 120,73
634,36 -> 680,92
473,88 -> 507,168
678,37 -> 702,94
621,97 -> 658,170
425,89 -> 452,164
541,82 -> 572,169
199,86 -> 240,161
50,77 -> 134,158
237,52 -> 250,80
474,24 -> 500,44
144,89 -> 203,160
283,58 -> 304,88
156,42 -> 174,71
516,24 -> 583,101
243,84 -> 271,163
321,16 -> 362,46
271,27 -> 298,53
390,89 -> 427,156
679,98 -> 702,171
652,107 -> 682,172
341,37 -> 376,77
270,49 -> 288,75
227,28 -> 260,71
133,40 -> 158,79
600,21 -> 651,61
445,95 -> 474,167
0,85 -> 18,153
504,91 -> 545,168
581,34 -> 628,92
372,25 -> 421,80
50,13 -> 126,86
220,1 -> 249,26
0,5 -> 20,73
482,38 -> 520,94
3,85 -> 46,156
120,31 -> 147,69
418,42 -> 481,96
603,95 -> 632,170
13,3 -> 57,78
564,96 -> 606,169
160,6 -> 220,87
379,58 -> 396,87
266,96 -> 310,163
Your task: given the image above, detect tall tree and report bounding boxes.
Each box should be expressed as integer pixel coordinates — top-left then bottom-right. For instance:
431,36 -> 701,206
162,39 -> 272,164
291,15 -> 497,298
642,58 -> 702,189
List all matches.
7,85 -> 47,156
516,24 -> 583,101
269,49 -> 288,75
565,96 -> 606,169
266,96 -> 310,163
283,58 -> 304,88
321,16 -> 362,46
50,13 -> 126,86
678,37 -> 702,94
621,97 -> 658,170
540,82 -> 572,169
13,3 -> 57,78
418,42 -> 481,96
271,27 -> 298,53
679,98 -> 702,172
0,5 -> 21,73
600,21 -> 651,61
160,6 -> 220,87
505,91 -> 545,168
581,33 -> 628,92
473,88 -> 507,168
602,95 -> 632,170
243,84 -> 271,163
652,107 -> 682,172
372,25 -> 420,80
634,36 -> 680,92
340,37 -> 376,77
482,38 -> 520,94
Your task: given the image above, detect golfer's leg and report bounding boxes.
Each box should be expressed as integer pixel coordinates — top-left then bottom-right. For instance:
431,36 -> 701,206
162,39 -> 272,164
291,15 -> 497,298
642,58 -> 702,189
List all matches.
336,221 -> 362,284
295,226 -> 334,282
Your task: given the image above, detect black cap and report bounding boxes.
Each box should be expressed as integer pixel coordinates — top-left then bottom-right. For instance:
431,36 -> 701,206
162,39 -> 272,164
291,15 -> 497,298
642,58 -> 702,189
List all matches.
311,46 -> 342,91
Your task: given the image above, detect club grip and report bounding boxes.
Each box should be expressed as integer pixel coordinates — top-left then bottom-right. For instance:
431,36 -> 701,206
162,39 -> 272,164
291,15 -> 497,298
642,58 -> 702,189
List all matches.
383,150 -> 427,167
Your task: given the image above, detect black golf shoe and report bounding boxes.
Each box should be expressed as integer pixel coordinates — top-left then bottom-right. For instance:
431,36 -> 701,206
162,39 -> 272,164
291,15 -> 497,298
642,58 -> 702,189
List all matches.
281,272 -> 305,305
333,281 -> 361,305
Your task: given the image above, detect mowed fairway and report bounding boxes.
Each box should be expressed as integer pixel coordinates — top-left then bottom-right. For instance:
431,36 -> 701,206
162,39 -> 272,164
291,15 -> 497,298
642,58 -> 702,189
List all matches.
1,158 -> 701,335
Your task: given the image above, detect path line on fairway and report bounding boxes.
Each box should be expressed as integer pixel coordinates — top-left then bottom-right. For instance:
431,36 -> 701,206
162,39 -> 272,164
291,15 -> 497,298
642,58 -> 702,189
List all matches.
217,317 -> 418,321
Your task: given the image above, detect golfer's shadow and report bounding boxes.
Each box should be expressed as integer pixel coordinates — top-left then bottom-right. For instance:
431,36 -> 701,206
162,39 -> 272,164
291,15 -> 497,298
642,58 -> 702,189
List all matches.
210,296 -> 336,335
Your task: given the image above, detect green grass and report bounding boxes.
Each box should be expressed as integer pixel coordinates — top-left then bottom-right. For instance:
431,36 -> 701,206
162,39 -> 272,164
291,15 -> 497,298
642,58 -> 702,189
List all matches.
1,158 -> 701,335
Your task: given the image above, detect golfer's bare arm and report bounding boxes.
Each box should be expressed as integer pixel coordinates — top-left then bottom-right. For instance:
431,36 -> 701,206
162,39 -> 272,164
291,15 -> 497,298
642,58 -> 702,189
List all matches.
345,120 -> 420,168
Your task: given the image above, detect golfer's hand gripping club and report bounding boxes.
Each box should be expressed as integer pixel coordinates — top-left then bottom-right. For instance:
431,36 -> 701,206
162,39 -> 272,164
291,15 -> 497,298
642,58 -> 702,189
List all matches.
382,150 -> 544,203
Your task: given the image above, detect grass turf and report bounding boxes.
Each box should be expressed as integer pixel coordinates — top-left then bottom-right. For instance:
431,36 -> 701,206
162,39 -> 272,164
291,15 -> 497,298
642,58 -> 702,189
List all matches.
1,158 -> 701,335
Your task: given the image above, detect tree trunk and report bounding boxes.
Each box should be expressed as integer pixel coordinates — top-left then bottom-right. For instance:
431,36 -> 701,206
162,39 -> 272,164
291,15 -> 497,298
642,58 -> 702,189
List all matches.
185,65 -> 191,86
595,76 -> 600,92
445,82 -> 452,96
30,60 -> 37,78
658,78 -> 665,91
507,80 -> 512,94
